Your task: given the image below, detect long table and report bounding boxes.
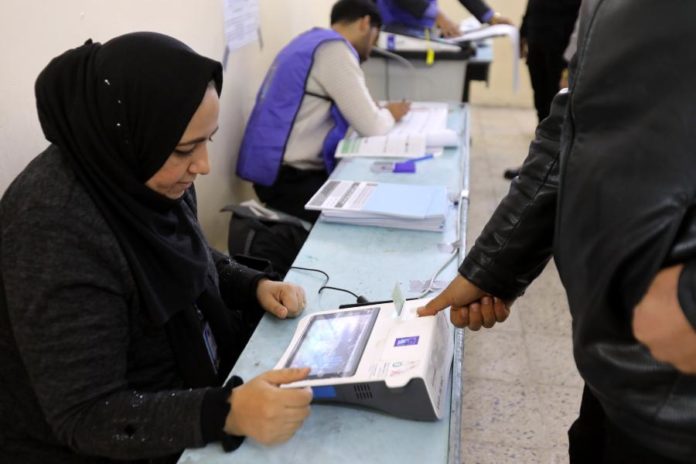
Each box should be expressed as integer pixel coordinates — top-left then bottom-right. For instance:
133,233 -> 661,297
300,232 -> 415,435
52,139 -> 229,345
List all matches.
179,104 -> 470,464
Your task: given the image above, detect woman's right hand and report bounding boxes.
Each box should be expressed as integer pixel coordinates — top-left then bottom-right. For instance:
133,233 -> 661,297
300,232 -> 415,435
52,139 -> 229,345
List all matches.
224,368 -> 313,445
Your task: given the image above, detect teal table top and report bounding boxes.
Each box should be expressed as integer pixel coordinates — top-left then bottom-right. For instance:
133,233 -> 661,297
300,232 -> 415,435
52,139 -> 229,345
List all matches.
180,104 -> 470,464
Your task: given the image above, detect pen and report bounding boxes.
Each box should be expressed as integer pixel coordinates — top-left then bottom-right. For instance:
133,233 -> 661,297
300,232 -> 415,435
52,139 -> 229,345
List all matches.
407,154 -> 434,163
392,154 -> 434,173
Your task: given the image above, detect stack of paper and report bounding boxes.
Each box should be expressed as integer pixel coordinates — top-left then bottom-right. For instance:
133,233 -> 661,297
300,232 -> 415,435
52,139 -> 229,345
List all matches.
336,102 -> 458,159
305,180 -> 449,232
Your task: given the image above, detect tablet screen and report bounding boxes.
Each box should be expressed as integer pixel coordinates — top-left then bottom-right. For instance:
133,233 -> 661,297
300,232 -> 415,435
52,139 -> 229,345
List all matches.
285,307 -> 380,379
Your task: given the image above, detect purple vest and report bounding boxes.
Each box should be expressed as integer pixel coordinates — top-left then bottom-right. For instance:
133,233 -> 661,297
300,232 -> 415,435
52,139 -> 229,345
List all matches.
236,28 -> 357,186
377,0 -> 437,29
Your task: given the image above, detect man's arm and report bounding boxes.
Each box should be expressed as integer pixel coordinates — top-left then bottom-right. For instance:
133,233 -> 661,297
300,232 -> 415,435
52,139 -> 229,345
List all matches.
313,41 -> 395,136
420,89 -> 568,327
459,0 -> 494,23
461,90 -> 568,301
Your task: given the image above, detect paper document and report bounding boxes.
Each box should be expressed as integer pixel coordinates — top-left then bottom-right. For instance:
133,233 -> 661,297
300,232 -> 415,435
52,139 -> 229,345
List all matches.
376,31 -> 462,53
391,102 -> 448,135
305,180 -> 448,232
335,133 -> 428,159
390,102 -> 458,147
222,0 -> 260,52
338,102 -> 457,159
444,19 -> 520,91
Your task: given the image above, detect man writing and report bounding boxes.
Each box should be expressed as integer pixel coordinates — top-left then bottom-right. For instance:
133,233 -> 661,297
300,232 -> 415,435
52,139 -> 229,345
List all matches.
237,0 -> 410,222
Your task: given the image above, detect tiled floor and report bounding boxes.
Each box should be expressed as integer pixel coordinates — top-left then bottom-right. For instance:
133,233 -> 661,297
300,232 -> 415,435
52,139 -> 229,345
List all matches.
460,105 -> 583,464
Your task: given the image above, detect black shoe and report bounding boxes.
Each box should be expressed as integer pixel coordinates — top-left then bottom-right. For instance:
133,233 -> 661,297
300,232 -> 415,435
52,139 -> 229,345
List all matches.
503,167 -> 521,180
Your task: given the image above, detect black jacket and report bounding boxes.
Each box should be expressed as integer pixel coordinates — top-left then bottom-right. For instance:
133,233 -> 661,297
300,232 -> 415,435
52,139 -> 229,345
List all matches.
460,1 -> 696,460
0,147 -> 265,463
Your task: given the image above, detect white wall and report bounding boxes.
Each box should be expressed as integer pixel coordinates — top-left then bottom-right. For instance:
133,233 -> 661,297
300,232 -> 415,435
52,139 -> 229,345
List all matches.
0,0 -> 333,249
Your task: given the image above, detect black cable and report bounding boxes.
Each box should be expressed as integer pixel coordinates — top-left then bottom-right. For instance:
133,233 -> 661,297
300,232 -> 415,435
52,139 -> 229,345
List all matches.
318,285 -> 360,299
288,266 -> 329,286
289,266 -> 368,304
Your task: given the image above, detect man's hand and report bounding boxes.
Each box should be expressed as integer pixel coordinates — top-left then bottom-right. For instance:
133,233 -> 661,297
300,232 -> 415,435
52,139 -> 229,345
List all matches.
417,275 -> 511,330
633,264 -> 696,373
487,13 -> 513,26
435,12 -> 461,38
256,279 -> 306,319
385,100 -> 411,122
224,368 -> 313,445
519,37 -> 528,60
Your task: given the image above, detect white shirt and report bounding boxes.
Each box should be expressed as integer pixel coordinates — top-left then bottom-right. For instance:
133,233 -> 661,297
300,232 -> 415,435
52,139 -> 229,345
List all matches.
283,40 -> 395,170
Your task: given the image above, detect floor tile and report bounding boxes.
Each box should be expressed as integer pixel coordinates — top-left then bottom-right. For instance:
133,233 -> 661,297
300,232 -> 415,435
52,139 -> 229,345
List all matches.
524,333 -> 583,388
461,441 -> 548,464
463,330 -> 529,383
534,385 -> 583,449
461,378 -> 548,449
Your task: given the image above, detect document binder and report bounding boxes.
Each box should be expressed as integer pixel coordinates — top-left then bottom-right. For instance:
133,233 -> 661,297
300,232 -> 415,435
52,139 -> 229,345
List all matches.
305,180 -> 449,232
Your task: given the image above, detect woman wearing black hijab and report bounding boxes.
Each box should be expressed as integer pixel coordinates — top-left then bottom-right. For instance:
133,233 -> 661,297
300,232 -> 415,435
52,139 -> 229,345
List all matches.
0,32 -> 312,463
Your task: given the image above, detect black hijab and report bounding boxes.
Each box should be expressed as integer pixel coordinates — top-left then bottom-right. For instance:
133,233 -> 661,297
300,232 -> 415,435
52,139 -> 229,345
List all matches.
35,32 -> 239,387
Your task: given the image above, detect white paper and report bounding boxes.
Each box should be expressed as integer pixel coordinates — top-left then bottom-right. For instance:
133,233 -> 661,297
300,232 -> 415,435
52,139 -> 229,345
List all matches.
306,180 -> 377,212
335,133 -> 428,159
376,32 -> 462,53
338,102 -> 454,159
425,129 -> 458,147
444,19 -> 520,91
389,102 -> 448,135
222,0 -> 260,52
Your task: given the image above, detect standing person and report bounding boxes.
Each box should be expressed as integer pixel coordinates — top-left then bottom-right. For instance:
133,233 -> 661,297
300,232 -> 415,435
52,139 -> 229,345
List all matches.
503,0 -> 580,180
420,1 -> 696,462
521,0 -> 580,122
0,32 -> 313,463
377,0 -> 513,38
237,0 -> 411,223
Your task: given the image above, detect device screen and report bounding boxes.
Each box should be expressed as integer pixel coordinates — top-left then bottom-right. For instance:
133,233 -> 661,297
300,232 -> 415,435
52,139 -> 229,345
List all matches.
285,307 -> 380,379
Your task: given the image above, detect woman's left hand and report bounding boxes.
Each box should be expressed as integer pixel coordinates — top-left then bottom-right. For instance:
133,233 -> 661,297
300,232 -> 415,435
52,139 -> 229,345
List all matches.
256,279 -> 306,319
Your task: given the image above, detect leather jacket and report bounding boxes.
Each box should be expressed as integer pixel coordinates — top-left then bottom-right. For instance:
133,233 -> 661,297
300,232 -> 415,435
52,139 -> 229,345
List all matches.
459,1 -> 696,460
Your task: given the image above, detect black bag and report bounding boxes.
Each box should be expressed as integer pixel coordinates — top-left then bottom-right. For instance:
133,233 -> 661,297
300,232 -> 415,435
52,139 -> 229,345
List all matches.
222,203 -> 310,279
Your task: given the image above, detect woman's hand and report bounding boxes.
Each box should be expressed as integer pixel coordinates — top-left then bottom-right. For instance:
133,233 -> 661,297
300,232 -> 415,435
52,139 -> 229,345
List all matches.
224,368 -> 312,445
256,279 -> 306,319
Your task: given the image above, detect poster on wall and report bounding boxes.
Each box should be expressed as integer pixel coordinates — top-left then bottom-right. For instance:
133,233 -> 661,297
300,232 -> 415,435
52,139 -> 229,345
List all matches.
222,0 -> 260,53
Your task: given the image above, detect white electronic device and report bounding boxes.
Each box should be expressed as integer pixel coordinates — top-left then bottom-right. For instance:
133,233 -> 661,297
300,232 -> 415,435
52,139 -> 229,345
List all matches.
275,298 -> 454,421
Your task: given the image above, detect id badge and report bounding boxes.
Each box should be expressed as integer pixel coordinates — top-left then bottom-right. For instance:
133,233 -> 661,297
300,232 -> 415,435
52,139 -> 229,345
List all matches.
202,320 -> 220,373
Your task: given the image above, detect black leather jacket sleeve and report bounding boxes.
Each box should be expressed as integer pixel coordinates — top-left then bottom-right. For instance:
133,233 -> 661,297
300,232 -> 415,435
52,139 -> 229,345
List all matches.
458,90 -> 568,301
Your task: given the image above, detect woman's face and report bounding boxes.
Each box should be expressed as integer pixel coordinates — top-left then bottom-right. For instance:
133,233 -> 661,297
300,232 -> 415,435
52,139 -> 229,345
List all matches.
145,86 -> 220,199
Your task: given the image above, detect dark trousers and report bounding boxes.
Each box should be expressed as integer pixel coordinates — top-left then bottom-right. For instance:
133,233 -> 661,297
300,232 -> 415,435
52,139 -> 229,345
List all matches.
253,165 -> 328,223
526,40 -> 567,122
569,385 -> 687,464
